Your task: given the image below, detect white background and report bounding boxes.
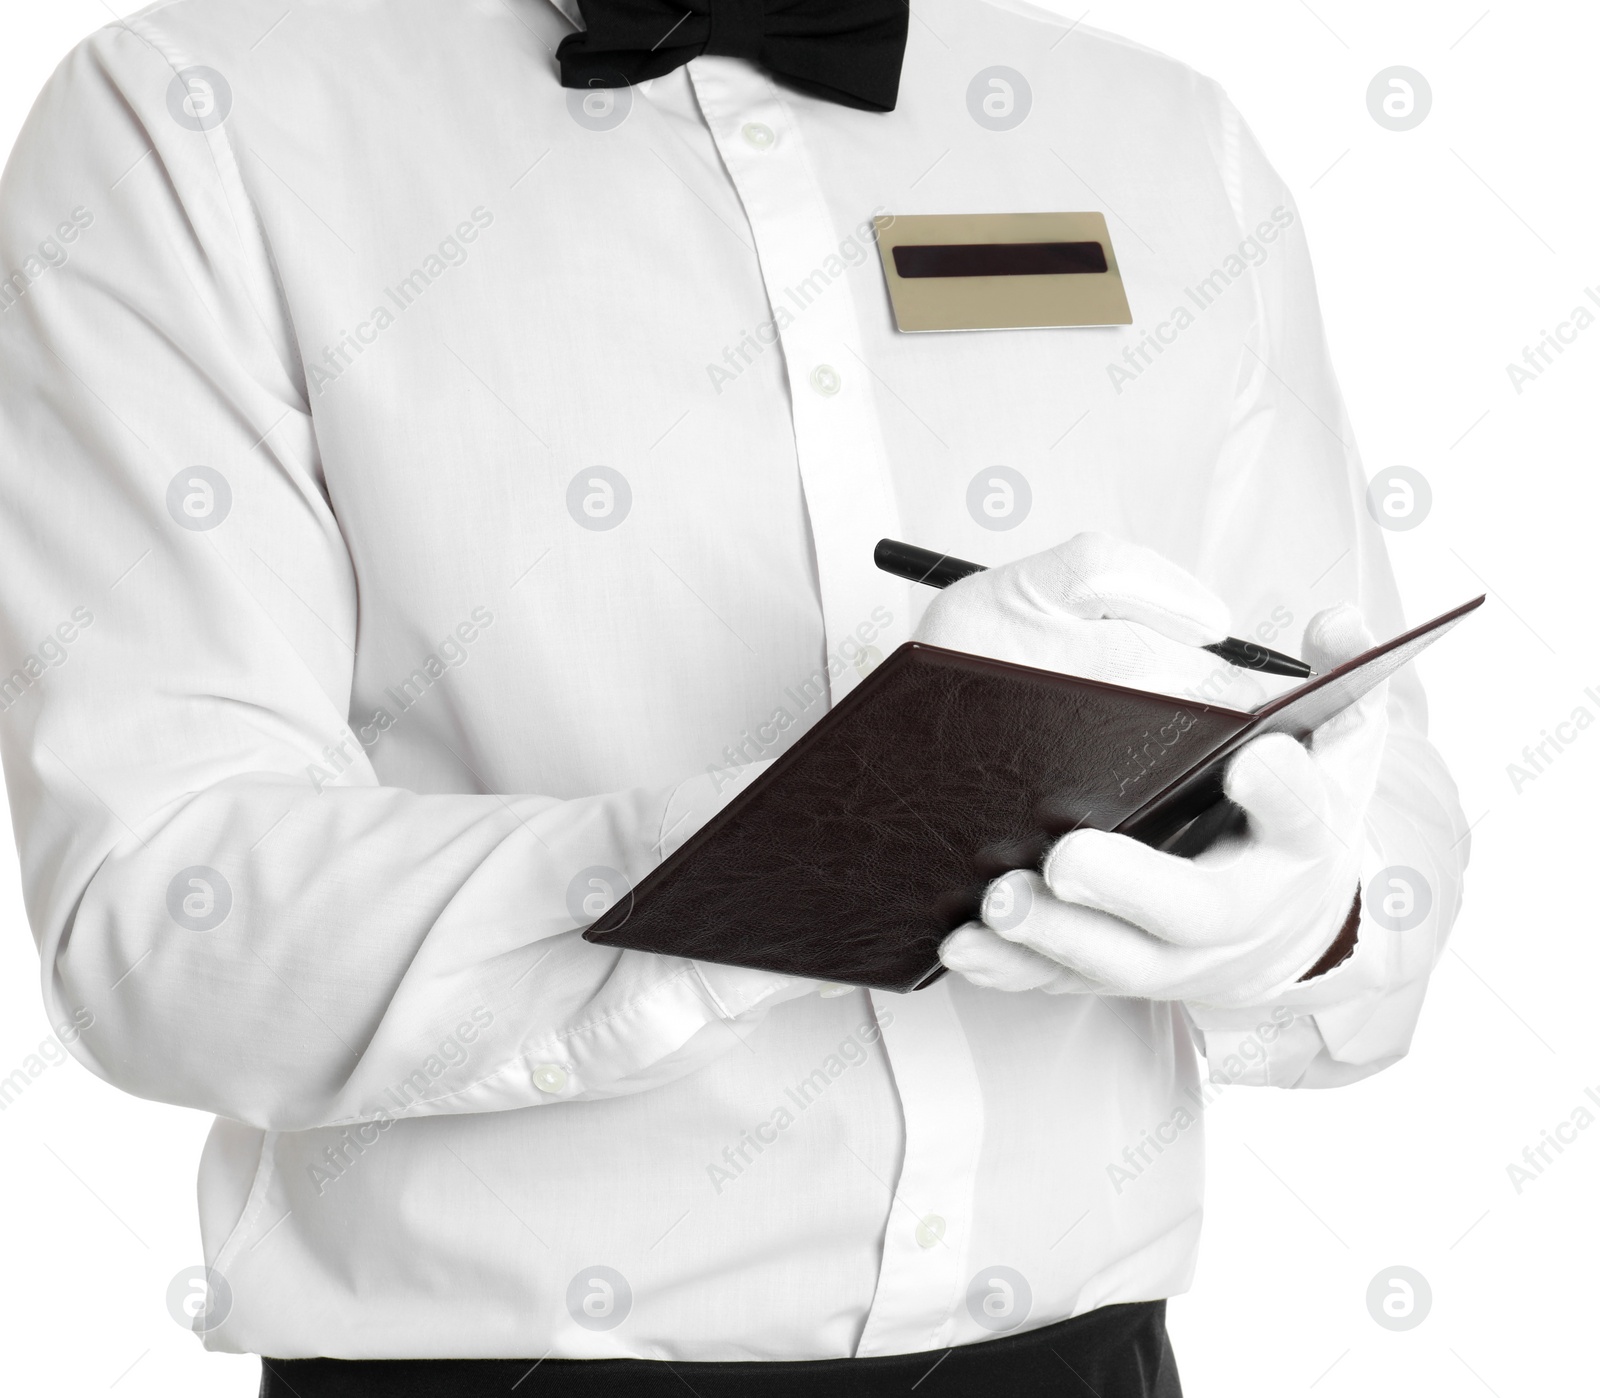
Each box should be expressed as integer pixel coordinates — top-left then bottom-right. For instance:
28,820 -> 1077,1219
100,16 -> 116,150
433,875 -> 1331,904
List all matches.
0,2 -> 1593,1394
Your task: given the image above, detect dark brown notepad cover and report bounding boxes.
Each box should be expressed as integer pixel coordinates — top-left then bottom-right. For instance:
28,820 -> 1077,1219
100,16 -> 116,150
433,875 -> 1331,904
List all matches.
584,597 -> 1483,993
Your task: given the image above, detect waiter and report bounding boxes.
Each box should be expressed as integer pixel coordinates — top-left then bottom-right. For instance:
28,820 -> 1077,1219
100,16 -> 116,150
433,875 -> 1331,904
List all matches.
0,1 -> 1465,1394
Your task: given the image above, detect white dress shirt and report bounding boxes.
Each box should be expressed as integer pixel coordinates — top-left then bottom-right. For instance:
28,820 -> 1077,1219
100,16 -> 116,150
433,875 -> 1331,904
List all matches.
0,0 -> 1467,1362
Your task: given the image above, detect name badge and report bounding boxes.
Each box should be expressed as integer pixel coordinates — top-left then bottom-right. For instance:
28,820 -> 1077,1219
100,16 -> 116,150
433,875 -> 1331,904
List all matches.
873,212 -> 1133,333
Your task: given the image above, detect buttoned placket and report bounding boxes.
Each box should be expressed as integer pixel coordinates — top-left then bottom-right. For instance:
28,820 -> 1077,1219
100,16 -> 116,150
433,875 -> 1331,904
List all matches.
855,980 -> 987,1356
685,56 -> 913,701
686,57 -> 986,1356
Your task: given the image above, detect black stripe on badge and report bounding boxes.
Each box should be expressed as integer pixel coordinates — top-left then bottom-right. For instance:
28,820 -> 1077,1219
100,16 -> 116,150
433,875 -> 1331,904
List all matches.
891,241 -> 1109,279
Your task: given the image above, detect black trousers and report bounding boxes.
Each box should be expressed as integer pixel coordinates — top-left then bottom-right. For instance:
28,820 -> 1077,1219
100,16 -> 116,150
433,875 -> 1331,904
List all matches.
260,1300 -> 1180,1397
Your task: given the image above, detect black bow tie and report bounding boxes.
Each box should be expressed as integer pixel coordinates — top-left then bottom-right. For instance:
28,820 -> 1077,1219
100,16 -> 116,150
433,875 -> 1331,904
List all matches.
557,0 -> 910,112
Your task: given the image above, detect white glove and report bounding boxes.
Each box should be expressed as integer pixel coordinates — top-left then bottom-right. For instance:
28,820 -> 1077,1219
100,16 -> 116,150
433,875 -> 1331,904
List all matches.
941,604 -> 1387,1010
912,532 -> 1264,707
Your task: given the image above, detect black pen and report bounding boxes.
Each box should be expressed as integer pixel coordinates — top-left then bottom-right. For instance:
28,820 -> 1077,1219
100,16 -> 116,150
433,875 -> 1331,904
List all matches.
874,538 -> 1314,679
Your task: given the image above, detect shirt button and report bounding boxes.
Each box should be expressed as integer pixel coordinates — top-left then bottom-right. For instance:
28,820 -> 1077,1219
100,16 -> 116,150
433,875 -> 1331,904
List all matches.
809,363 -> 841,396
741,121 -> 776,150
817,982 -> 853,998
532,1063 -> 569,1094
915,1214 -> 946,1249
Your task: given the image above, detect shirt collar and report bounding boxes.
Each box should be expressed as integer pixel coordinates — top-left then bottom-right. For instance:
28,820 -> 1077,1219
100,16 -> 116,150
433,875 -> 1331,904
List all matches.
545,0 -> 584,28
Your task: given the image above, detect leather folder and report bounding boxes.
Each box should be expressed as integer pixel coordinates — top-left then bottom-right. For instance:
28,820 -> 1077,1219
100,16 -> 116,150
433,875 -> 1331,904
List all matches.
584,596 -> 1483,993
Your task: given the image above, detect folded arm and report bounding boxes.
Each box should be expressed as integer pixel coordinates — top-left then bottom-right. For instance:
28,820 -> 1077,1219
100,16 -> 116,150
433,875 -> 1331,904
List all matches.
0,31 -> 802,1134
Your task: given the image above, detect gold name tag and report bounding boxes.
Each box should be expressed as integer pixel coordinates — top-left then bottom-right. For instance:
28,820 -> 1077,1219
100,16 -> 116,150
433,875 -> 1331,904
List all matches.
873,212 -> 1133,333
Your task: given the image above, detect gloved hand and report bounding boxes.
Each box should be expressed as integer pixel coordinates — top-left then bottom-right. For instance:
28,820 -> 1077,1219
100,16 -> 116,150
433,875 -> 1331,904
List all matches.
912,532 -> 1264,707
941,604 -> 1387,1010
